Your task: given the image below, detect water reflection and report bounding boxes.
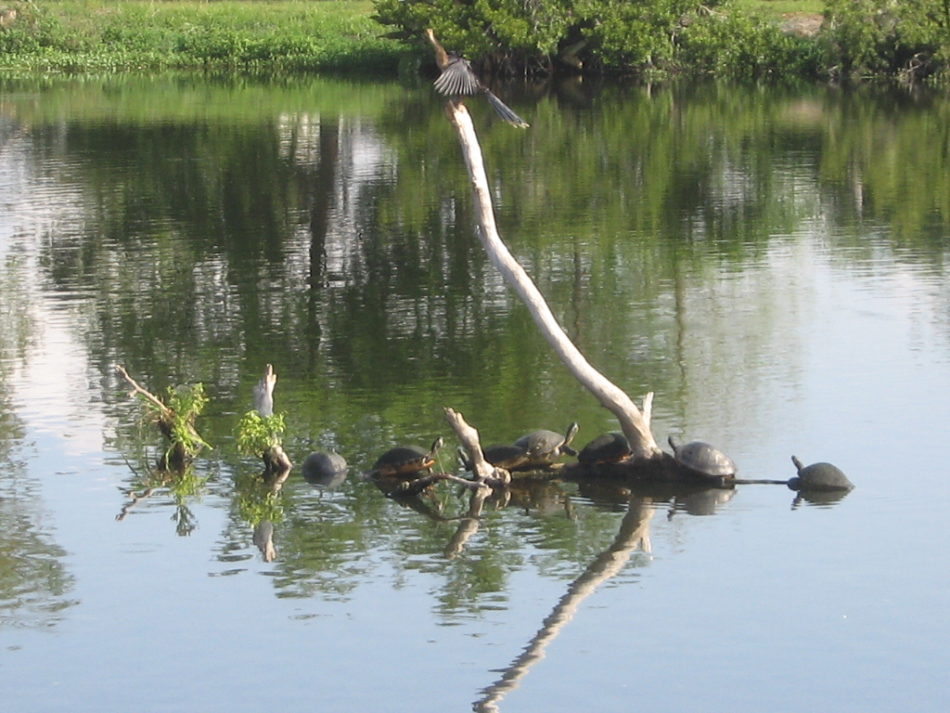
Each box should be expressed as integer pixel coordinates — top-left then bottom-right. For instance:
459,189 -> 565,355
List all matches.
114,465 -> 206,536
0,75 -> 947,712
0,145 -> 78,630
0,455 -> 78,630
474,495 -> 654,713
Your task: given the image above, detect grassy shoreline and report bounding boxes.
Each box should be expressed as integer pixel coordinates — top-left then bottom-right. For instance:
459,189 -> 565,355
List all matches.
0,1 -> 411,73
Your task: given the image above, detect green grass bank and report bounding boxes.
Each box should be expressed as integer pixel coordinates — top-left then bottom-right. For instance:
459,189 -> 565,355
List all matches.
0,1 -> 409,73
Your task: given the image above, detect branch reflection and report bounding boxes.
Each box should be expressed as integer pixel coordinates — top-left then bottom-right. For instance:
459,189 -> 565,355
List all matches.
474,494 -> 655,713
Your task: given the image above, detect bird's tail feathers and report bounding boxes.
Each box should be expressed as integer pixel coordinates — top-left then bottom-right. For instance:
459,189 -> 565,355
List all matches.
484,90 -> 529,128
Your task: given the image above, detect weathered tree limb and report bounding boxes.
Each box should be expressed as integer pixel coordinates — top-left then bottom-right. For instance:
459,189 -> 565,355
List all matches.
115,364 -> 209,471
115,364 -> 171,417
427,32 -> 662,460
252,363 -> 277,417
443,407 -> 511,486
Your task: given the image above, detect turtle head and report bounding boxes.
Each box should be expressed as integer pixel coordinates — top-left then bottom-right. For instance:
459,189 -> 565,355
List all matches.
429,436 -> 445,456
667,435 -> 679,453
564,421 -> 579,443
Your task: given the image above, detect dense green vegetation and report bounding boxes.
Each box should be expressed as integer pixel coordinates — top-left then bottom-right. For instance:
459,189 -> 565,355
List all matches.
0,0 -> 947,80
374,0 -> 949,80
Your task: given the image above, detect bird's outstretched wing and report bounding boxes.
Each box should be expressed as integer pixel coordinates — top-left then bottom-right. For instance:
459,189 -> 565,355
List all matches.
427,31 -> 530,129
433,56 -> 481,97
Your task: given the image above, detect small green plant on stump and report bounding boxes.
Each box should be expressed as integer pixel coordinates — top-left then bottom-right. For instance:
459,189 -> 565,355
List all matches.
236,410 -> 289,476
115,365 -> 212,472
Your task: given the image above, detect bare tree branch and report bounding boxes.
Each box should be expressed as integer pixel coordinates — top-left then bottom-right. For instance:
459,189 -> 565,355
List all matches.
430,64 -> 662,459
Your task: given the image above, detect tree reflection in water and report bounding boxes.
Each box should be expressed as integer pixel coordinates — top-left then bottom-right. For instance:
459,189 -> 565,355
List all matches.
471,492 -> 655,713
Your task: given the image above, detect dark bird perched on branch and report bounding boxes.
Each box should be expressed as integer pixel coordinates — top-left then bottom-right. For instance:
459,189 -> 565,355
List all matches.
425,29 -> 529,129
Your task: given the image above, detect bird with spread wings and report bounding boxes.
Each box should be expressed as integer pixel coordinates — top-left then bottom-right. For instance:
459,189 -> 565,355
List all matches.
425,29 -> 530,128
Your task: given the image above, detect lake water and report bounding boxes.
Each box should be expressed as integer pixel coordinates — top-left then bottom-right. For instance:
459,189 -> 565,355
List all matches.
1,75 -> 948,712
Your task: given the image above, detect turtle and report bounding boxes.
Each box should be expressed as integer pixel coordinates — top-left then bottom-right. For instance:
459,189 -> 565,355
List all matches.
668,436 -> 737,482
371,437 -> 444,478
301,451 -> 349,489
459,444 -> 530,472
788,456 -> 853,492
577,432 -> 632,466
514,422 -> 580,468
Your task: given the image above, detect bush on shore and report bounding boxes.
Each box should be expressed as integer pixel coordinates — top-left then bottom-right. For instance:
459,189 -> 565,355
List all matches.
373,0 -> 949,81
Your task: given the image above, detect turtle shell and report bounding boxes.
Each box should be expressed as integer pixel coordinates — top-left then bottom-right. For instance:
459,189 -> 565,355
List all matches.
669,437 -> 736,478
301,451 -> 348,488
483,444 -> 531,471
373,437 -> 443,477
790,456 -> 853,491
459,444 -> 530,472
515,422 -> 579,462
578,432 -> 632,465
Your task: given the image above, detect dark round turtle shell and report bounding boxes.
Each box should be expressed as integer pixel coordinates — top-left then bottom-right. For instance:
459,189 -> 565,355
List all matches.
301,451 -> 349,488
459,444 -> 529,472
578,432 -> 632,465
514,422 -> 579,461
789,456 -> 853,491
483,444 -> 531,471
373,437 -> 443,477
669,437 -> 736,478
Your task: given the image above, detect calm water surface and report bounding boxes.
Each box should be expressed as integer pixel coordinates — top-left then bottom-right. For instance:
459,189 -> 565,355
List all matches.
1,76 -> 949,712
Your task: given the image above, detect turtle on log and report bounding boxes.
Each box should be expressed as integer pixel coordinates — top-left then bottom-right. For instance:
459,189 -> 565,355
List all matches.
370,437 -> 444,478
514,422 -> 579,469
668,436 -> 737,484
577,432 -> 632,466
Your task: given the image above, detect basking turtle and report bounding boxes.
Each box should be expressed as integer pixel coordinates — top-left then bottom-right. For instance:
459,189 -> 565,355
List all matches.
577,432 -> 632,466
789,456 -> 853,492
460,444 -> 530,472
301,451 -> 349,489
514,422 -> 579,468
668,436 -> 737,482
371,437 -> 444,478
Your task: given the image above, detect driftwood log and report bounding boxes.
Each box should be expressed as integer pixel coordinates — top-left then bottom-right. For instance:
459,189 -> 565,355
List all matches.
426,30 -> 670,471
